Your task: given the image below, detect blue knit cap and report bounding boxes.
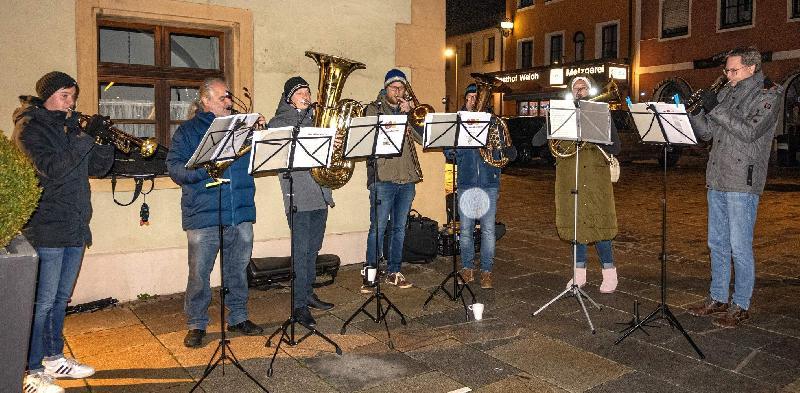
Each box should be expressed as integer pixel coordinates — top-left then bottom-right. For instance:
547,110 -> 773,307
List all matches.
464,83 -> 478,96
384,69 -> 408,87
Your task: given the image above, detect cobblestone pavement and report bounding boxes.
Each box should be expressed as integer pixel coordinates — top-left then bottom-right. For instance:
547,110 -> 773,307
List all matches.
60,160 -> 800,392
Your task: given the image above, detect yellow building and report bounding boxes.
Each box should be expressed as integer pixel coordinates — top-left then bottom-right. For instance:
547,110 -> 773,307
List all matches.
0,0 -> 446,303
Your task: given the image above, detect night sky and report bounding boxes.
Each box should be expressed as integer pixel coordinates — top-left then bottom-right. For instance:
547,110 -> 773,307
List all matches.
446,0 -> 505,37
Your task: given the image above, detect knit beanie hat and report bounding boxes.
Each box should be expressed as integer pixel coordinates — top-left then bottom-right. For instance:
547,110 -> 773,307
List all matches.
283,76 -> 309,103
464,83 -> 478,97
36,71 -> 79,102
384,69 -> 408,88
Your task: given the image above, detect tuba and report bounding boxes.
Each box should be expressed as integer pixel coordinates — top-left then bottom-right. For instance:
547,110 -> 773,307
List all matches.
472,73 -> 514,168
306,51 -> 366,189
402,81 -> 435,128
71,110 -> 159,158
548,80 -> 622,159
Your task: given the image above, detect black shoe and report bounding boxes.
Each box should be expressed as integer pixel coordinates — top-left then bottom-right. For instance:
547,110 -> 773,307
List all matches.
307,293 -> 335,311
183,329 -> 205,348
227,320 -> 263,335
294,307 -> 317,327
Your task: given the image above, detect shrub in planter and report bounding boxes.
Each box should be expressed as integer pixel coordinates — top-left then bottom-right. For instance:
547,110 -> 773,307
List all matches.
0,131 -> 41,248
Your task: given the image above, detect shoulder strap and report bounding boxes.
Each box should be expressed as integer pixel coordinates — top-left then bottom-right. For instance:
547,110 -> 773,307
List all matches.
111,175 -> 155,206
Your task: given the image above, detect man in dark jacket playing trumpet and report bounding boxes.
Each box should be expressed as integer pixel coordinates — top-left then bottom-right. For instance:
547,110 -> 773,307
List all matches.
13,71 -> 114,393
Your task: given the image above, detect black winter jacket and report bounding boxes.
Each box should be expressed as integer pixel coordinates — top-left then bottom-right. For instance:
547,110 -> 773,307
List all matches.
12,96 -> 114,247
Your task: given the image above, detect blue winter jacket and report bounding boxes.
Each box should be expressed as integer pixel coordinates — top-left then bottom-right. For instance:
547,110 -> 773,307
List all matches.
166,111 -> 256,230
445,148 -> 501,189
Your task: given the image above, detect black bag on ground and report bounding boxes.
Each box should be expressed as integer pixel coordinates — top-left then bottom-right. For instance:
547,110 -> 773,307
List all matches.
438,222 -> 507,256
247,254 -> 341,288
384,209 -> 439,264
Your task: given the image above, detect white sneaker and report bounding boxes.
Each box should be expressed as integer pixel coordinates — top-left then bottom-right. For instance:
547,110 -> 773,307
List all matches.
43,356 -> 95,379
23,372 -> 64,393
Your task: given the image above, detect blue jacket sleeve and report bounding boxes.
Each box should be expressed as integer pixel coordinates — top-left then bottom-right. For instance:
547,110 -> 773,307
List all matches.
166,126 -> 209,185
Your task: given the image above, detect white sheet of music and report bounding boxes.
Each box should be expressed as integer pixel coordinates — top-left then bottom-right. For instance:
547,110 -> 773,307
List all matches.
456,111 -> 491,147
547,99 -> 579,141
293,127 -> 336,168
629,102 -> 697,145
375,114 -> 407,156
186,112 -> 260,168
248,127 -> 291,173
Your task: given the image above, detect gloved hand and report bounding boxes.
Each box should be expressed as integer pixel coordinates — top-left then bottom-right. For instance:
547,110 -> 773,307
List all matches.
700,89 -> 719,114
84,114 -> 112,143
503,145 -> 518,162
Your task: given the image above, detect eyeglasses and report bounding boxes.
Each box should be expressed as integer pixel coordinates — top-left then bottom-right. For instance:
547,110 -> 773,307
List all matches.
386,85 -> 406,92
722,67 -> 743,75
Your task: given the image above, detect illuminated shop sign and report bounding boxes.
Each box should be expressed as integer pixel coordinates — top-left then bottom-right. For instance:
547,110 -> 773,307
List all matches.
497,72 -> 541,84
564,65 -> 605,77
549,68 -> 564,85
608,66 -> 627,80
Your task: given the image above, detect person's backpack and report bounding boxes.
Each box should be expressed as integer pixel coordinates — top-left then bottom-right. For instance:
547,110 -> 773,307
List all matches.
384,210 -> 440,264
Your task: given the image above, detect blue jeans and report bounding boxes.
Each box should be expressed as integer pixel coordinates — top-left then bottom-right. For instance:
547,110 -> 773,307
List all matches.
575,240 -> 615,269
289,209 -> 327,310
366,182 -> 416,273
185,221 -> 253,330
28,246 -> 84,372
459,187 -> 498,272
707,189 -> 759,310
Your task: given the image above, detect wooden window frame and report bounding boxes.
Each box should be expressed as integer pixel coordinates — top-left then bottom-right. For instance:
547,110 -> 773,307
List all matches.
96,19 -> 226,147
719,0 -> 753,30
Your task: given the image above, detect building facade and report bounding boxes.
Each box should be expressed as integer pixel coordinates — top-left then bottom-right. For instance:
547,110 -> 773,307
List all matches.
493,0 -> 634,116
1,0 -> 447,303
445,26 -> 504,112
636,0 -> 800,164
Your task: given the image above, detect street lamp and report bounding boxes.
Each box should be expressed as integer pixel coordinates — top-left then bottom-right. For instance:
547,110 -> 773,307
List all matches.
498,18 -> 513,116
444,47 -> 458,110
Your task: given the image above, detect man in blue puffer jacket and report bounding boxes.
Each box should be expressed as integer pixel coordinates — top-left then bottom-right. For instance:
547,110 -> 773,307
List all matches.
166,77 -> 262,348
445,84 -> 515,289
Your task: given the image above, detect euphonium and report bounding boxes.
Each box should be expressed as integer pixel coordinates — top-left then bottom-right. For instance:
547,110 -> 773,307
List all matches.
471,73 -> 514,168
71,110 -> 159,158
306,51 -> 366,189
402,81 -> 435,128
685,76 -> 728,114
548,80 -> 621,159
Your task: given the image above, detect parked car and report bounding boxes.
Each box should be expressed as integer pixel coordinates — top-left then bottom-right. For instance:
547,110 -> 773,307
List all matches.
503,111 -> 704,167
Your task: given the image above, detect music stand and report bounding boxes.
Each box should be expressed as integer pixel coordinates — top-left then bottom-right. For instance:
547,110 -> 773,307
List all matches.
249,125 -> 343,377
339,114 -> 409,348
532,99 -> 611,334
185,114 -> 269,392
421,111 -> 491,321
614,102 -> 705,359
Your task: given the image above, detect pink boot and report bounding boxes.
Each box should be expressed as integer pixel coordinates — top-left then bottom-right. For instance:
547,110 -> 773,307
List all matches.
566,267 -> 587,289
600,267 -> 618,293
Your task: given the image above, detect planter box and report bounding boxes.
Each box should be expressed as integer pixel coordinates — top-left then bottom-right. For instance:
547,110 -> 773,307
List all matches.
0,235 -> 38,392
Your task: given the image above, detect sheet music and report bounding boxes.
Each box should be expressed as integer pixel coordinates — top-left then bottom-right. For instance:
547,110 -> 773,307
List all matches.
424,113 -> 458,149
456,111 -> 491,147
547,100 -> 579,141
575,101 -> 612,145
248,126 -> 334,174
629,102 -> 697,145
376,115 -> 407,155
294,127 -> 336,168
186,112 -> 260,168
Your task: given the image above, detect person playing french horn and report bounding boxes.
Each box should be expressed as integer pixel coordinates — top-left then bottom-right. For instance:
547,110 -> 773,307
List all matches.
534,77 -> 621,293
361,69 -> 423,293
266,76 -> 336,328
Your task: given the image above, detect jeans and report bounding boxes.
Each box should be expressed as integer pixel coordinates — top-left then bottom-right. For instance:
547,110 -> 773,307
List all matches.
366,182 -> 416,273
707,189 -> 759,310
28,246 -> 84,372
459,187 -> 498,272
575,240 -> 615,269
289,209 -> 327,309
185,221 -> 253,330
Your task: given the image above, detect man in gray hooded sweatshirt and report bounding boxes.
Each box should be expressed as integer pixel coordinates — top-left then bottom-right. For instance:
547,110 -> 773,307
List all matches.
267,76 -> 335,327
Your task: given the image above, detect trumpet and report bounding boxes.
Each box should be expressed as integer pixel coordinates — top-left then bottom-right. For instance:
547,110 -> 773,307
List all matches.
70,110 -> 159,158
686,76 -> 728,114
401,81 -> 434,128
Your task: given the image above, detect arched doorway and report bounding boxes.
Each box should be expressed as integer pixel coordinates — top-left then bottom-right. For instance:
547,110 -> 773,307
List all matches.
780,72 -> 800,166
653,77 -> 692,104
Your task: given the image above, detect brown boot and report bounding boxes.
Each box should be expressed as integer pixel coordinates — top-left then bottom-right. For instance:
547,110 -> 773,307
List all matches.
459,268 -> 475,284
480,271 -> 493,289
712,304 -> 750,328
687,297 -> 728,317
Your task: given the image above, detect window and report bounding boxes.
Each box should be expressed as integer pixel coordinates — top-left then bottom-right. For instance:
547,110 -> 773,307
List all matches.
463,42 -> 472,66
601,24 -> 618,59
792,0 -> 800,18
548,34 -> 563,65
661,0 -> 690,38
519,0 -> 534,8
574,32 -> 585,62
97,20 -> 224,146
518,39 -> 534,69
485,36 -> 496,63
720,0 -> 752,29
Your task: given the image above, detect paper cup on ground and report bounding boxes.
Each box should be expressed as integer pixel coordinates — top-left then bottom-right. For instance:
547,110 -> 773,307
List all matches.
468,303 -> 485,320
